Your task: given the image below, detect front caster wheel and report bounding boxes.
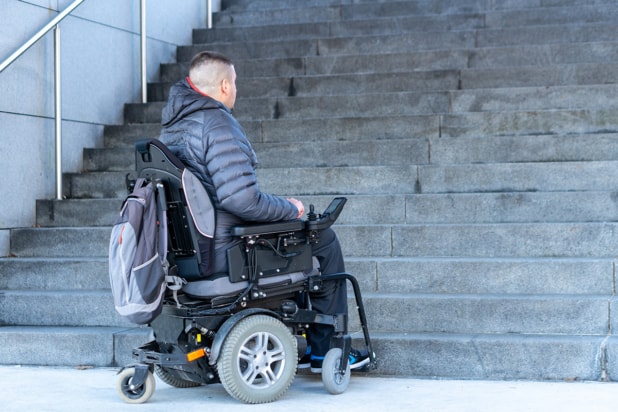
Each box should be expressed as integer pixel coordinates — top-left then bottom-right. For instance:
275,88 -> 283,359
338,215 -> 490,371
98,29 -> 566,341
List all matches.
322,347 -> 350,395
116,367 -> 156,404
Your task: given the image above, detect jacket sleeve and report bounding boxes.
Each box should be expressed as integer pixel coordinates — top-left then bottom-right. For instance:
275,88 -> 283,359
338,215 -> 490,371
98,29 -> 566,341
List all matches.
201,115 -> 299,222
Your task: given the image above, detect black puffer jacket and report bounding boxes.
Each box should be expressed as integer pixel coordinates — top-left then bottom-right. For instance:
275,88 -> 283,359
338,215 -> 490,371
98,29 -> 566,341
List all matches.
159,79 -> 298,273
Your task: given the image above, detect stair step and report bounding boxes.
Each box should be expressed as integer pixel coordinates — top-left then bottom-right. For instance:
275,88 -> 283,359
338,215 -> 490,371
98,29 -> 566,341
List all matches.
36,199 -> 120,226
0,257 -> 108,290
196,13 -> 485,43
162,48 -> 618,80
215,2 -> 618,28
216,0 -> 486,26
33,190 -> 618,229
440,109 -> 618,138
103,123 -> 160,148
122,108 -> 618,141
431,133 -> 618,164
0,326 -> 150,367
369,332 -> 607,380
10,227 -> 111,257
375,222 -> 618,258
140,86 -> 618,124
154,70 -> 462,100
12,222 -> 618,259
337,222 -> 618,258
156,64 -> 618,102
0,290 -> 129,327
345,257 -> 613,295
85,133 -> 618,172
219,0 -> 499,17
359,293 -> 610,335
406,191 -> 618,223
2,288 -> 608,336
198,18 -> 618,52
485,4 -> 618,29
416,160 -> 618,194
64,172 -> 129,199
85,138 -> 430,172
64,160 -> 618,199
257,161 -> 618,195
180,31 -> 474,60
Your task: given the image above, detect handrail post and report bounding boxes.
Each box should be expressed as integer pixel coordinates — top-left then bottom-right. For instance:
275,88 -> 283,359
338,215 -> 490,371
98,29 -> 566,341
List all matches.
54,25 -> 63,200
208,0 -> 212,29
140,0 -> 147,104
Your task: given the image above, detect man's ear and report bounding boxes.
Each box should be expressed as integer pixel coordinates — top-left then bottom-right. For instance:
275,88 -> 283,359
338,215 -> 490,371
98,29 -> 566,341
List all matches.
220,78 -> 230,96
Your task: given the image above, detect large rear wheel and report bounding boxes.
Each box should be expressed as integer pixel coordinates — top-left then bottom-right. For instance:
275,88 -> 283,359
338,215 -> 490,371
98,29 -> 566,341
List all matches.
217,314 -> 297,404
154,365 -> 202,388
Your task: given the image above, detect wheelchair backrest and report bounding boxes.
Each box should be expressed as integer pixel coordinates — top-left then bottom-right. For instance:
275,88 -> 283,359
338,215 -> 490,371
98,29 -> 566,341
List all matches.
134,139 -> 215,281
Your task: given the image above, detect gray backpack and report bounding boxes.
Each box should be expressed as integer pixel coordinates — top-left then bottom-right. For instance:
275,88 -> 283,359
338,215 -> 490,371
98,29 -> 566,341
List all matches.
108,177 -> 168,324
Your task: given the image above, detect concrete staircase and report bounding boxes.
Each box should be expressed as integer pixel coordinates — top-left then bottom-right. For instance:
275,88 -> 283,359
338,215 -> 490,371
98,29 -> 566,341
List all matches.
3,0 -> 618,380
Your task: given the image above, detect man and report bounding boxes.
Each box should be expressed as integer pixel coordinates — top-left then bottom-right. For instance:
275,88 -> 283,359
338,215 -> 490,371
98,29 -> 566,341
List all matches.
159,51 -> 368,372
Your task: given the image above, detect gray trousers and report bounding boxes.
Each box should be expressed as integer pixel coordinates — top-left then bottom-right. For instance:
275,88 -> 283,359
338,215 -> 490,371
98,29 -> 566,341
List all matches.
306,227 -> 348,357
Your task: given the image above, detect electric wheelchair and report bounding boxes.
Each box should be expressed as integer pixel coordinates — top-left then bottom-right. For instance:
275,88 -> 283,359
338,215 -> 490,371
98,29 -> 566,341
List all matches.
116,139 -> 376,404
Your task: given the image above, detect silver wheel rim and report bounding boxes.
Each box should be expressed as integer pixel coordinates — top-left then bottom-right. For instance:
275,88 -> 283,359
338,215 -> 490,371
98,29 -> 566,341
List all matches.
236,331 -> 286,388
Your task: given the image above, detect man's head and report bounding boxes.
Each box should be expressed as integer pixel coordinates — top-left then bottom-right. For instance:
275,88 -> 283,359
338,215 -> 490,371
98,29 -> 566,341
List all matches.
189,51 -> 237,109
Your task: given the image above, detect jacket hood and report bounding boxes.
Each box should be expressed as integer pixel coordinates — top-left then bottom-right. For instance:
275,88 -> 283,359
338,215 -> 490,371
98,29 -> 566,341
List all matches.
161,79 -> 229,127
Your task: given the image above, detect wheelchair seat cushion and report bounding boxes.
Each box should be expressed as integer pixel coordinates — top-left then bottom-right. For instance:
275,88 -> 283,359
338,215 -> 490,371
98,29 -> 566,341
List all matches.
182,258 -> 319,299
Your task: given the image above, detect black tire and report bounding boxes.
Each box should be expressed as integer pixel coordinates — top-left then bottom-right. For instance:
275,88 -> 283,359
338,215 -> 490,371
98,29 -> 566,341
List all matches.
217,314 -> 297,404
321,348 -> 350,395
116,367 -> 156,404
154,365 -> 202,388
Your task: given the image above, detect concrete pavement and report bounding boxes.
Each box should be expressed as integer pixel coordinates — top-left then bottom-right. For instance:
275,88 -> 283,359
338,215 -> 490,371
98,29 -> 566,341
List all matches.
1,365 -> 618,411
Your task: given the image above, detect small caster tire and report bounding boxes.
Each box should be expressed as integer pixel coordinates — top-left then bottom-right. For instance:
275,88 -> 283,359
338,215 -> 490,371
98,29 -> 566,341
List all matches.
116,367 -> 156,404
322,347 -> 350,395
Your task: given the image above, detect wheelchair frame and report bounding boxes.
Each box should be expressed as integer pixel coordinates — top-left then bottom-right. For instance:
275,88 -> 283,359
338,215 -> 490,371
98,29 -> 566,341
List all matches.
116,139 -> 376,404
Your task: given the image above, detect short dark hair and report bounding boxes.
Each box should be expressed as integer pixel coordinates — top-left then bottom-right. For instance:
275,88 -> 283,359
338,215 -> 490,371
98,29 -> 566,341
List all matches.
189,51 -> 233,72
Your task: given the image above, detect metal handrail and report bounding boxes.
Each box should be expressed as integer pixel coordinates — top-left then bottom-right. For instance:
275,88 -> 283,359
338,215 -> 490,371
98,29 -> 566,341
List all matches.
0,0 -> 150,200
0,0 -> 212,200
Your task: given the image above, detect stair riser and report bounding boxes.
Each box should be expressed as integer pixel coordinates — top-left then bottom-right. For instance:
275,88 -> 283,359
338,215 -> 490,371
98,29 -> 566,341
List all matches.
196,14 -> 485,44
13,223 -> 618,259
0,327 -> 149,367
0,292 -> 129,327
123,107 -> 618,140
257,162 -> 618,196
179,32 -> 477,61
0,255 -> 610,296
346,258 -> 614,295
155,71 -> 462,100
0,326 -> 611,379
36,199 -> 120,227
418,161 -> 618,194
381,223 -> 618,258
148,84 -> 618,120
216,2 -> 618,28
33,191 -> 618,228
92,133 -> 618,173
356,296 -> 611,335
373,333 -> 606,380
0,259 -> 108,290
85,140 -> 430,172
163,48 -> 618,80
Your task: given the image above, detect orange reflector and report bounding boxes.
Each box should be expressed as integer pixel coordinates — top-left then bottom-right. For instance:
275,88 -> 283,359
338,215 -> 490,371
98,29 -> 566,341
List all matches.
187,348 -> 206,362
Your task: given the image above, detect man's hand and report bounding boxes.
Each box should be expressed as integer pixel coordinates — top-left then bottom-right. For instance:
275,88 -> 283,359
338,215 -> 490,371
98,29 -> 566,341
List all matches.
287,197 -> 305,219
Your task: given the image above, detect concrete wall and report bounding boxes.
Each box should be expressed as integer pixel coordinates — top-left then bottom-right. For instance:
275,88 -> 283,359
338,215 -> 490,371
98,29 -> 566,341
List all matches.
0,0 -> 210,255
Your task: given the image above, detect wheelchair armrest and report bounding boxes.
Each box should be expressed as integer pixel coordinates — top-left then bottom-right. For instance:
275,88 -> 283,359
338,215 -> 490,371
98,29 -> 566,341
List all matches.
231,220 -> 304,237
